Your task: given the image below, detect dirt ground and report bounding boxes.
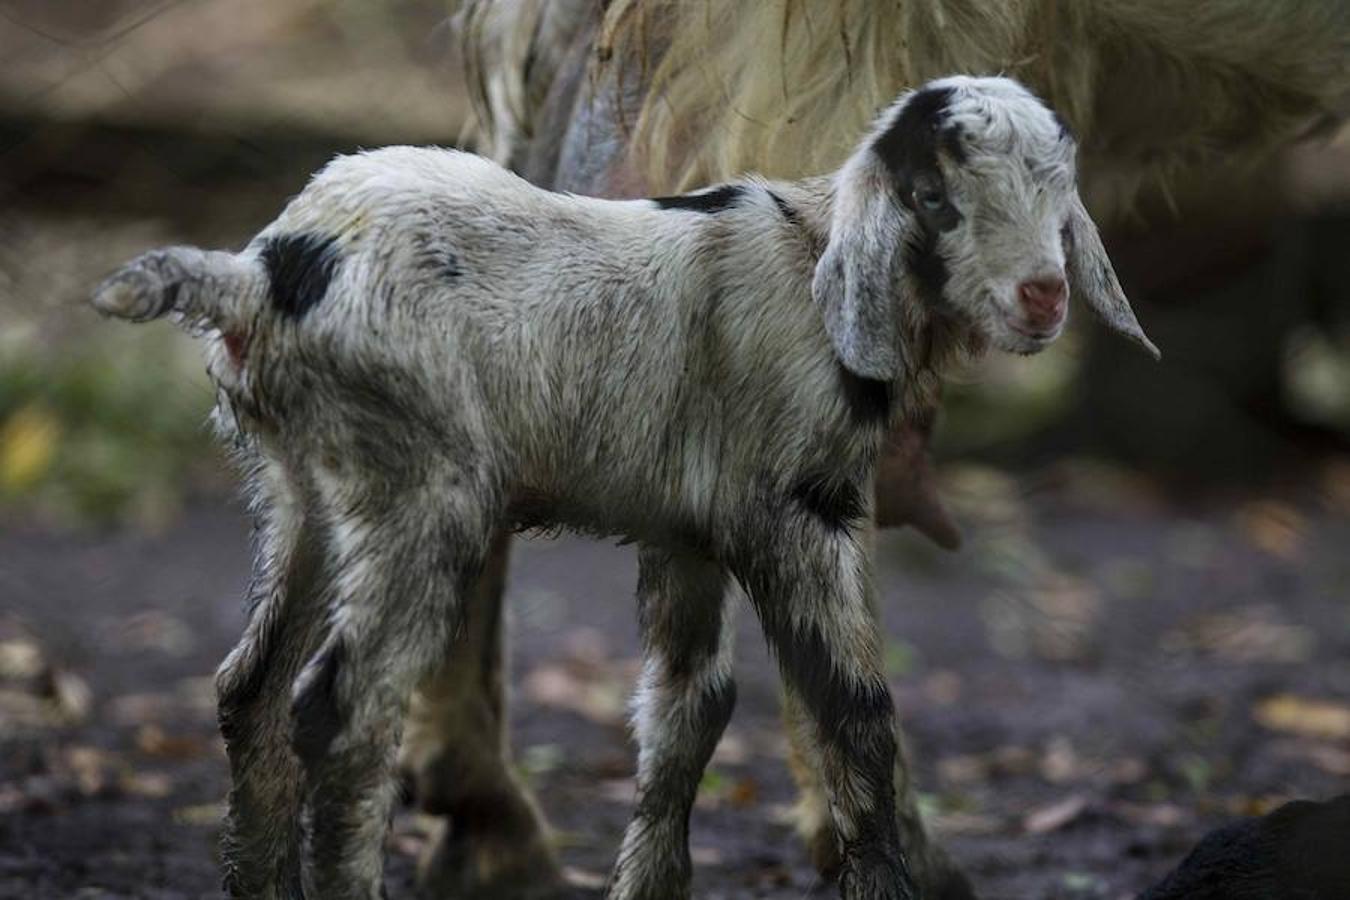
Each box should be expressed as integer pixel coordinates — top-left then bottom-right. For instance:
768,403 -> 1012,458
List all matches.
2,467 -> 1347,900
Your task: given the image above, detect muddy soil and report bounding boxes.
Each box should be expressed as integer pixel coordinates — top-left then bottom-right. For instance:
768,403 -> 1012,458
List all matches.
1,478 -> 1348,900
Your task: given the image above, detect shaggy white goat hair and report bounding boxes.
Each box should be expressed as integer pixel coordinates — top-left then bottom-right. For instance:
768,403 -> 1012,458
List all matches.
93,76 -> 1154,900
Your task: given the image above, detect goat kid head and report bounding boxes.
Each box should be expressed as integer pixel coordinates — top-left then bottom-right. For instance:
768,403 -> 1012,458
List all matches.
814,75 -> 1159,380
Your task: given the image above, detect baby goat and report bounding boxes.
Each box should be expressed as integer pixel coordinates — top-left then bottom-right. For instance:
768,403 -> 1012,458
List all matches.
93,76 -> 1155,900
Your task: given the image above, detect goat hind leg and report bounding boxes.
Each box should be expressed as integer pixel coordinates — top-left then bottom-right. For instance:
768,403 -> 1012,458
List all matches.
216,473 -> 328,900
292,494 -> 495,900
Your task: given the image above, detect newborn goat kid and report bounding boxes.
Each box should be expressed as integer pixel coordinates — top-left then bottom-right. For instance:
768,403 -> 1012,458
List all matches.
93,76 -> 1154,900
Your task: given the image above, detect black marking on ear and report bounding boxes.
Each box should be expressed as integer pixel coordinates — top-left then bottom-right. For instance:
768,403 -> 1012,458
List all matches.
791,473 -> 866,531
290,641 -> 345,762
767,189 -> 802,228
837,364 -> 894,427
261,232 -> 341,319
651,184 -> 747,214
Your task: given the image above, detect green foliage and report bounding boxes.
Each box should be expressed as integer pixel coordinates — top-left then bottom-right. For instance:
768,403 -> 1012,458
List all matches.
884,639 -> 922,677
0,328 -> 223,528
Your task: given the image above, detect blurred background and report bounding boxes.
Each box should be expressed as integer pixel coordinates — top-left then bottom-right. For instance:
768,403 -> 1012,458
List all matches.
0,2 -> 1347,899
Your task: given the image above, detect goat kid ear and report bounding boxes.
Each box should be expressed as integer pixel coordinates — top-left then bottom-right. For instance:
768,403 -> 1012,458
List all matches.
1065,195 -> 1161,360
812,157 -> 911,381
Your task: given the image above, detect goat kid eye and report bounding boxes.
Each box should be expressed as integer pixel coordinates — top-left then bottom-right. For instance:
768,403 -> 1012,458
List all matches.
915,189 -> 946,211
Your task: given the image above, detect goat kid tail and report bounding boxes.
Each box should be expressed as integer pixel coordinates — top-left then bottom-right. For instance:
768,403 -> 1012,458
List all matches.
91,246 -> 265,333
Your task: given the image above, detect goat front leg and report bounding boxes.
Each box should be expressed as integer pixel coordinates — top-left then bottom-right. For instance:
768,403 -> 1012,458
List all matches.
291,481 -> 497,900
785,689 -> 974,899
216,463 -> 328,900
403,529 -> 565,899
608,548 -> 736,900
736,520 -> 917,900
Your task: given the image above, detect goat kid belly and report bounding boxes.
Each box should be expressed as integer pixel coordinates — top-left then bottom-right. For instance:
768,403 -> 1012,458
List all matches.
496,370 -> 856,543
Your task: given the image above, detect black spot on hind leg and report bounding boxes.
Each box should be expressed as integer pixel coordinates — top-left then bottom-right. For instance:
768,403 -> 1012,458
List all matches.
291,641 -> 345,762
260,232 -> 342,319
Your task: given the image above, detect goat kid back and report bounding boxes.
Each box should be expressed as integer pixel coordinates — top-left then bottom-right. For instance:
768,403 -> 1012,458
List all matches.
92,76 -> 1155,900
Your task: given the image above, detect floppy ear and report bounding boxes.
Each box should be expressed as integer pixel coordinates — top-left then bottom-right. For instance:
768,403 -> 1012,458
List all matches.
1065,194 -> 1160,360
812,155 -> 913,381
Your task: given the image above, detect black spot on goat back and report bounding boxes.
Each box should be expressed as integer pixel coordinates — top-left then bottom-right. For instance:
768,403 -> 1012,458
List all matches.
260,232 -> 342,319
650,184 -> 747,214
766,190 -> 802,228
872,86 -> 961,189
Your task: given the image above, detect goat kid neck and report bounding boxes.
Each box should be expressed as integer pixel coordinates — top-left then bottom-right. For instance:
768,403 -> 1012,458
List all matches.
771,174 -> 952,422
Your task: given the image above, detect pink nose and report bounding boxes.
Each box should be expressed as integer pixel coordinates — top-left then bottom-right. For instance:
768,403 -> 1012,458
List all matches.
1017,276 -> 1068,330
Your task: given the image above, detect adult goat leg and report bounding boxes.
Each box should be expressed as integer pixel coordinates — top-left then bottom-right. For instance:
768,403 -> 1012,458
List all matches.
405,529 -> 565,898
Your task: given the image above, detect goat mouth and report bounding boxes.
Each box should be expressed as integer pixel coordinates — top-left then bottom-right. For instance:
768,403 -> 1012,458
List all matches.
1007,319 -> 1061,341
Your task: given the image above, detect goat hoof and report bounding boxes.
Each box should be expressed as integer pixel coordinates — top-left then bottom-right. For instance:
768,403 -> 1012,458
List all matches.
800,814 -> 976,899
418,820 -> 574,900
839,849 -> 919,900
932,867 -> 978,900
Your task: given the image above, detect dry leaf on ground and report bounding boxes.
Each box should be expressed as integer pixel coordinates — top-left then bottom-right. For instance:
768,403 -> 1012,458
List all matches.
1161,605 -> 1314,663
1024,793 -> 1089,833
1234,501 -> 1307,561
521,663 -> 628,725
1254,694 -> 1350,741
